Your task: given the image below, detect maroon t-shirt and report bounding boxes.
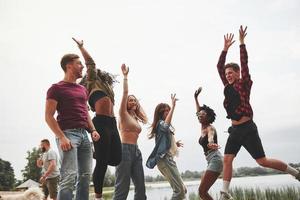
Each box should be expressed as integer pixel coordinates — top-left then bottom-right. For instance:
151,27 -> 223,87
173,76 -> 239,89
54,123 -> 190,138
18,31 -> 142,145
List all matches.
46,81 -> 89,130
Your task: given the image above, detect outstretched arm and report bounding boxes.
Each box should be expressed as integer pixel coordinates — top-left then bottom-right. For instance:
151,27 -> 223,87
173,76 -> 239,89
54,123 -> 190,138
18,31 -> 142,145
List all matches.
72,38 -> 97,80
217,33 -> 235,85
207,126 -> 220,150
239,25 -> 251,82
119,64 -> 129,117
194,87 -> 202,112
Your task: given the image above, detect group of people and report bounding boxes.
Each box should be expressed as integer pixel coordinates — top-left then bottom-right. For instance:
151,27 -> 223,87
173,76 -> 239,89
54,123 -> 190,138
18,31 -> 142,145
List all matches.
44,25 -> 300,200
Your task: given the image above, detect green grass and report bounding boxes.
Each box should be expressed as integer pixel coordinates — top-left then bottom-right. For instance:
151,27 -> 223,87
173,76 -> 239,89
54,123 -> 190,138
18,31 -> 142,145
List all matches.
89,186 -> 300,200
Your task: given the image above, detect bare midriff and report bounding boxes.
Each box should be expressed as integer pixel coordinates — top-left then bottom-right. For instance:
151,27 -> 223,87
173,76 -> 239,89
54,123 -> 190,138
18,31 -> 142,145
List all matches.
94,96 -> 115,117
231,116 -> 251,125
120,131 -> 140,144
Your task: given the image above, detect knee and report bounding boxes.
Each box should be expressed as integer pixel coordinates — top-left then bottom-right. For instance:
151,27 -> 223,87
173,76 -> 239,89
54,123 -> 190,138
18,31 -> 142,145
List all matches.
78,172 -> 91,182
256,157 -> 268,167
59,172 -> 77,190
198,186 -> 207,198
177,185 -> 186,198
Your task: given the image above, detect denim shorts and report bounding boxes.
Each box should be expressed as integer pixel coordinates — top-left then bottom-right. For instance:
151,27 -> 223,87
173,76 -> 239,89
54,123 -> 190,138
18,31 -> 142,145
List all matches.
206,150 -> 223,173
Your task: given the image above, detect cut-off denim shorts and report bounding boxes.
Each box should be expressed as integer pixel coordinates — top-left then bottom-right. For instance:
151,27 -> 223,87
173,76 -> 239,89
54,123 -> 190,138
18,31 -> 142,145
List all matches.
206,150 -> 223,173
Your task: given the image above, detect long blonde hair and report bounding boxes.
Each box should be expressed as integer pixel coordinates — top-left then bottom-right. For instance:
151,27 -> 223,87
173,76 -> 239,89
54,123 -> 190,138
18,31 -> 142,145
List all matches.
128,95 -> 148,124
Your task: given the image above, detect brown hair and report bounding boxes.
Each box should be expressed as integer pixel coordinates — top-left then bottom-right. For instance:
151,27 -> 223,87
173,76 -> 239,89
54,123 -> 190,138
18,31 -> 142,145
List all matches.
148,103 -> 170,139
224,62 -> 240,72
41,139 -> 50,145
60,54 -> 80,72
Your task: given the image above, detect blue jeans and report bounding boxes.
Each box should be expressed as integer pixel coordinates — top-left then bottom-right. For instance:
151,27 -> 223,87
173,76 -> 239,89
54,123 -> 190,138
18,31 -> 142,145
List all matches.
56,128 -> 92,200
157,154 -> 186,200
113,144 -> 146,200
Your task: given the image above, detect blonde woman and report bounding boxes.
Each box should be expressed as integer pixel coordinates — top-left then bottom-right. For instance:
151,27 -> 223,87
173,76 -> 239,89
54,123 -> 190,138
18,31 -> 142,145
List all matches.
113,64 -> 148,200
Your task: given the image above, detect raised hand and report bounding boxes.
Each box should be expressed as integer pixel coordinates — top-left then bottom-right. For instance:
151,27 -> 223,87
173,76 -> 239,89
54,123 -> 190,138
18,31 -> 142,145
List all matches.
223,33 -> 235,51
194,87 -> 202,99
239,25 -> 247,45
171,93 -> 178,107
121,63 -> 129,76
72,37 -> 83,47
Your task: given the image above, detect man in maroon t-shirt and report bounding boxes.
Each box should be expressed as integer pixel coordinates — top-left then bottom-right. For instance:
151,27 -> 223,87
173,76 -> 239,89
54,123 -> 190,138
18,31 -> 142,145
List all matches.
45,53 -> 100,200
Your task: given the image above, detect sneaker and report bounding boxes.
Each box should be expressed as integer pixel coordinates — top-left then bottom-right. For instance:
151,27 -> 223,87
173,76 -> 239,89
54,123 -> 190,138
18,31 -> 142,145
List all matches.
219,191 -> 233,200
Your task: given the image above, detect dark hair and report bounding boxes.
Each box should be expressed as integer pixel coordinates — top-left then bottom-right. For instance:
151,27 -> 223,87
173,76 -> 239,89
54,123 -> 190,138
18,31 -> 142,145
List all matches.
199,104 -> 216,124
224,62 -> 240,72
148,103 -> 170,139
41,139 -> 50,145
60,54 -> 80,72
80,69 -> 118,87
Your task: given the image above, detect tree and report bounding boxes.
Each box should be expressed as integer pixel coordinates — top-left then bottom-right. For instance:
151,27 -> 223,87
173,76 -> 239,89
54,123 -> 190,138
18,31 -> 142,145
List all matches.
0,158 -> 15,190
21,147 -> 42,182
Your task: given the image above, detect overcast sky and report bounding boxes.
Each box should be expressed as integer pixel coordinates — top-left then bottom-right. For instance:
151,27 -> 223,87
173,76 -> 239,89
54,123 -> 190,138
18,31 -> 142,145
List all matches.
1,0 -> 300,180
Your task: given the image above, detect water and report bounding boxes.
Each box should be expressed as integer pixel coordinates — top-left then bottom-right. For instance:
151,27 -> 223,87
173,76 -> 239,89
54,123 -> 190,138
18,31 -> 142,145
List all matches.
127,174 -> 299,200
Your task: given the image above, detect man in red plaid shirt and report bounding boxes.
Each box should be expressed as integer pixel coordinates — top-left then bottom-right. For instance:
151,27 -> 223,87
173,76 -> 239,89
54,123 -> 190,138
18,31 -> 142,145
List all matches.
217,25 -> 300,200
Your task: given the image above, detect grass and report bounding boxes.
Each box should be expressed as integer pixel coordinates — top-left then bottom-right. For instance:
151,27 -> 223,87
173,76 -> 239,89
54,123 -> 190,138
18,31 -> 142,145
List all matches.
89,186 -> 300,200
187,187 -> 300,200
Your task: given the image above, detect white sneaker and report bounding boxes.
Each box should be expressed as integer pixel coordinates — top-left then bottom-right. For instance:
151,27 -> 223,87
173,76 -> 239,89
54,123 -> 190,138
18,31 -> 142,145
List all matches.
219,191 -> 233,200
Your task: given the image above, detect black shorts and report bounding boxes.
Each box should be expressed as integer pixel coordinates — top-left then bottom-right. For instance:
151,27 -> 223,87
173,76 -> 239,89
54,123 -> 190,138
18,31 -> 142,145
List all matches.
224,120 -> 265,159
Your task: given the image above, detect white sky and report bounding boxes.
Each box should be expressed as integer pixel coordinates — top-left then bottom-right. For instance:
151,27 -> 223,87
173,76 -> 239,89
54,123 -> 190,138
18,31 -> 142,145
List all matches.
0,0 -> 300,180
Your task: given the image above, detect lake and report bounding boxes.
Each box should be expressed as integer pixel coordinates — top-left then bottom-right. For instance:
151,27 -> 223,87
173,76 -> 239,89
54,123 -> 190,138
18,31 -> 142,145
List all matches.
126,174 -> 300,200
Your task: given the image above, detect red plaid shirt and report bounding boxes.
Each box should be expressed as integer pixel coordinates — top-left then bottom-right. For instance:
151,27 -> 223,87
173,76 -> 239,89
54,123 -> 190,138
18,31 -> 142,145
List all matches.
217,44 -> 253,120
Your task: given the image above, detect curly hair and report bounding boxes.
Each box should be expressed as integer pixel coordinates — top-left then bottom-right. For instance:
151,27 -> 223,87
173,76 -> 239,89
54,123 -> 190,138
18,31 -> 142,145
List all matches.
199,104 -> 216,124
80,69 -> 118,87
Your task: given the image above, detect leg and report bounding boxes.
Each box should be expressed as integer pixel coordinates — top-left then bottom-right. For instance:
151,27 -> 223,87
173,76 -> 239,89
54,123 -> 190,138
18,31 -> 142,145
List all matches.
56,130 -> 81,200
93,160 -> 108,198
222,154 -> 235,182
108,119 -> 122,166
199,170 -> 220,200
131,147 -> 146,200
46,176 -> 59,200
113,144 -> 132,200
76,130 -> 92,200
220,126 -> 241,199
93,117 -> 110,197
157,156 -> 186,200
42,181 -> 49,200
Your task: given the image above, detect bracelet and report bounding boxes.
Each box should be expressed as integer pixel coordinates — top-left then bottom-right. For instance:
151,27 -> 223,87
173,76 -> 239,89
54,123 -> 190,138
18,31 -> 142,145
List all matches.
123,78 -> 128,80
91,129 -> 96,133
